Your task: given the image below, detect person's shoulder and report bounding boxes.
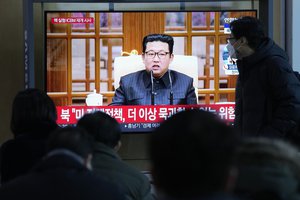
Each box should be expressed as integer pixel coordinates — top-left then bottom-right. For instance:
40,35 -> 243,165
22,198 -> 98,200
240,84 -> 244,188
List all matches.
171,70 -> 193,80
0,139 -> 19,160
118,160 -> 150,182
0,139 -> 15,149
263,54 -> 293,73
94,150 -> 149,183
0,138 -> 30,153
95,149 -> 145,176
1,136 -> 47,152
263,39 -> 289,65
0,171 -> 125,200
121,70 -> 145,79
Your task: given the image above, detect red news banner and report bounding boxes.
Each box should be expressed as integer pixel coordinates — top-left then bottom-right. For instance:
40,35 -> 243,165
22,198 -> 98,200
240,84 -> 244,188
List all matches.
57,104 -> 235,132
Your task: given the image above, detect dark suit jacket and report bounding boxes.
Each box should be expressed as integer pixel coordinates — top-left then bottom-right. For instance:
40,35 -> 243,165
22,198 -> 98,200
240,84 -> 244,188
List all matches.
0,151 -> 125,200
110,70 -> 197,105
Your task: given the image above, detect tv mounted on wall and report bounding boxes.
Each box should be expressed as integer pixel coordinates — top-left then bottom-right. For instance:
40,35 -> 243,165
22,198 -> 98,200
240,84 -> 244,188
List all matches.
45,9 -> 256,132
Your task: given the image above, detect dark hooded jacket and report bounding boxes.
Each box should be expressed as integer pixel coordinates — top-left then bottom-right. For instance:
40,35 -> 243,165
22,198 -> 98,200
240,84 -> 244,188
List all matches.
0,121 -> 58,183
234,37 -> 300,140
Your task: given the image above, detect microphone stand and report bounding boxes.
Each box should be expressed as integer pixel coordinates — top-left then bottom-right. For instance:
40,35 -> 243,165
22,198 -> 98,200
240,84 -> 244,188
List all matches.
168,70 -> 173,105
150,70 -> 155,105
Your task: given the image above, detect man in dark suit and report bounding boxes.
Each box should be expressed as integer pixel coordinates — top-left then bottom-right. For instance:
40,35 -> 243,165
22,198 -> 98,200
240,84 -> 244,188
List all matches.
110,34 -> 197,105
0,127 -> 125,200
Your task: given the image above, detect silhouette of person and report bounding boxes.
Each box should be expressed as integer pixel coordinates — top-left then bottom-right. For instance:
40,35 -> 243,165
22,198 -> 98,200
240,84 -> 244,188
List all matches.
234,137 -> 300,200
0,88 -> 58,183
228,16 -> 300,140
0,126 -> 125,200
77,111 -> 154,200
149,109 -> 239,200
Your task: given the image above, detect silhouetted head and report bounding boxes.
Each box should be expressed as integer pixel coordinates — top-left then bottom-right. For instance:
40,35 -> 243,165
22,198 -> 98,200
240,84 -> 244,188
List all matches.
47,126 -> 93,160
10,88 -> 57,137
149,109 -> 239,198
230,16 -> 265,50
77,111 -> 121,148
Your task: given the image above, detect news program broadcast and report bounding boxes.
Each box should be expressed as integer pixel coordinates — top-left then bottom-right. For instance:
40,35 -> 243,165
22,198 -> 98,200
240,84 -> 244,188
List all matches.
45,10 -> 256,132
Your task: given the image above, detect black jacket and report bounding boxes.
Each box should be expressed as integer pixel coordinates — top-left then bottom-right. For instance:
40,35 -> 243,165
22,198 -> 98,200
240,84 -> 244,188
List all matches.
92,142 -> 153,200
0,153 -> 125,200
110,70 -> 197,105
234,37 -> 300,138
0,122 -> 57,183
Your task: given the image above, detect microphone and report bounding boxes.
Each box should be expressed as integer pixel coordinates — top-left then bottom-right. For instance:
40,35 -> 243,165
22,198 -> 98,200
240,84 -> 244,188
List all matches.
168,69 -> 173,105
230,57 -> 236,65
150,70 -> 155,105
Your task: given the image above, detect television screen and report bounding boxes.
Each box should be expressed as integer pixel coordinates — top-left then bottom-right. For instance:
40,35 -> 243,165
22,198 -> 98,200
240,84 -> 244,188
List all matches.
45,10 -> 256,132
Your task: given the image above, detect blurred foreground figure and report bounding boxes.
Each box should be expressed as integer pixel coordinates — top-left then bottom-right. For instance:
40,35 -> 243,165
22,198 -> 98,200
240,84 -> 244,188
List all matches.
77,111 -> 154,200
0,88 -> 58,183
234,137 -> 300,200
149,109 -> 240,200
0,127 -> 125,200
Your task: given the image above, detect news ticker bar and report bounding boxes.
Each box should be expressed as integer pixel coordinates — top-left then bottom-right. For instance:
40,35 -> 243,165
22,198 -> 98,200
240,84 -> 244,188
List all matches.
57,104 -> 235,132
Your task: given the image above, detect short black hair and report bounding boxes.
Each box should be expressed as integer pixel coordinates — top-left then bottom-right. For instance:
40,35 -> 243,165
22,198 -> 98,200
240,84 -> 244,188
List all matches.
47,126 -> 93,159
77,111 -> 121,148
149,110 -> 239,198
230,16 -> 265,49
142,34 -> 174,54
10,88 -> 57,136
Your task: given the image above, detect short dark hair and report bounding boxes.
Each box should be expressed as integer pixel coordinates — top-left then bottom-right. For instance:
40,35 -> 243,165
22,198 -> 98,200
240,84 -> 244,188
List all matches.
47,126 -> 93,159
149,110 -> 239,198
10,88 -> 57,136
142,34 -> 174,54
230,16 -> 265,49
77,111 -> 121,148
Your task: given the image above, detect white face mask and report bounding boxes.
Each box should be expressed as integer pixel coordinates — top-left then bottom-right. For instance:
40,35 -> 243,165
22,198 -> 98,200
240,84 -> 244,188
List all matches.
226,43 -> 237,59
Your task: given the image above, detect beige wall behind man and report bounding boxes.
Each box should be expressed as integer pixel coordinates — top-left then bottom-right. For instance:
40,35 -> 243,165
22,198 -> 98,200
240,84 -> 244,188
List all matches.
0,0 -> 24,144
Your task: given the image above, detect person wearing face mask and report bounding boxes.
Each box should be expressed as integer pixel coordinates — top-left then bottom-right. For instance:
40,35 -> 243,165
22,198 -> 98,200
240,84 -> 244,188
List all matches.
110,33 -> 197,105
229,16 -> 300,144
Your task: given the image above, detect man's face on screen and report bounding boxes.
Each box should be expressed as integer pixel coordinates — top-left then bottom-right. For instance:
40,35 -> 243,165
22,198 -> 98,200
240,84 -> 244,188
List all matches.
143,41 -> 173,79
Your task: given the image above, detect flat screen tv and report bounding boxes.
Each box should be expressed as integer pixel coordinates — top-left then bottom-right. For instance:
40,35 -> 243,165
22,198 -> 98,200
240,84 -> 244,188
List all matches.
45,10 -> 256,132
